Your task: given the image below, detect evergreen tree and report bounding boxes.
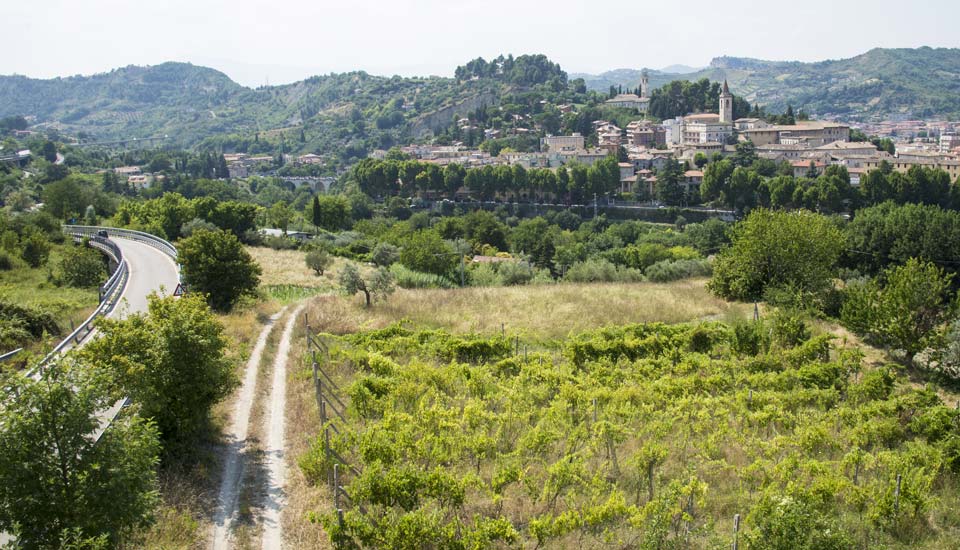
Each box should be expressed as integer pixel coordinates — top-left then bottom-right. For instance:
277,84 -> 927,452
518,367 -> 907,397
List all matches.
311,195 -> 322,231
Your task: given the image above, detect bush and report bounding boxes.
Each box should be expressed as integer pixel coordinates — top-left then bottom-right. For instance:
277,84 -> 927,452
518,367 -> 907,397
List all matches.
644,259 -> 712,282
468,263 -> 500,287
709,209 -> 843,301
20,232 -> 51,268
56,244 -> 107,288
497,261 -> 535,286
263,235 -> 299,250
770,309 -> 810,348
180,218 -> 218,238
371,242 -> 400,267
389,264 -> 456,289
0,251 -> 13,271
0,300 -> 60,339
564,259 -> 644,283
732,320 -> 769,356
80,293 -> 235,448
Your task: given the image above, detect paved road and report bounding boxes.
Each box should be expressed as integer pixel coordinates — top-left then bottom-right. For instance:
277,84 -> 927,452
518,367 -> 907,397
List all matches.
112,237 -> 180,316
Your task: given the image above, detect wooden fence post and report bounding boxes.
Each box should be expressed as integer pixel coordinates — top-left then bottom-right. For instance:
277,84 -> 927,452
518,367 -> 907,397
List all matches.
894,474 -> 902,515
732,513 -> 740,550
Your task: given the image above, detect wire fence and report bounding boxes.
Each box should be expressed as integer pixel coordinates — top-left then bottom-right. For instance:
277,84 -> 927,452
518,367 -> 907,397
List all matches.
304,313 -> 364,531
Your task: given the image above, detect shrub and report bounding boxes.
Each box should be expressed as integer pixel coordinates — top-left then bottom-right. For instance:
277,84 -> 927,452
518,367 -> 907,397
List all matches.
709,209 -> 843,301
371,242 -> 400,267
180,218 -> 218,238
564,259 -> 645,283
0,300 -> 60,339
497,261 -> 535,286
263,235 -> 299,250
389,264 -> 456,289
468,263 -> 500,287
0,251 -> 13,271
732,320 -> 769,356
644,259 -> 712,282
770,309 -> 810,348
56,244 -> 107,288
20,232 -> 51,268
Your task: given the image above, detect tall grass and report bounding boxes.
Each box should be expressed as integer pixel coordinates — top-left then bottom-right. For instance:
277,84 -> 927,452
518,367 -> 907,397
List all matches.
301,278 -> 751,342
389,264 -> 456,289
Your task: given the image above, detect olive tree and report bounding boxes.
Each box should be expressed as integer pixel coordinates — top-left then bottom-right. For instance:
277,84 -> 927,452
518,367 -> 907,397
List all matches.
305,249 -> 332,275
339,264 -> 395,307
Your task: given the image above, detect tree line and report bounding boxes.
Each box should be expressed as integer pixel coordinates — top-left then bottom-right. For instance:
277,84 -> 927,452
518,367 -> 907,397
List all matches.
349,156 -> 622,203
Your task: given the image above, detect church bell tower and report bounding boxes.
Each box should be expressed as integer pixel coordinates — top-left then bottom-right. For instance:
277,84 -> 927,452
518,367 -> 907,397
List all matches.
719,79 -> 733,124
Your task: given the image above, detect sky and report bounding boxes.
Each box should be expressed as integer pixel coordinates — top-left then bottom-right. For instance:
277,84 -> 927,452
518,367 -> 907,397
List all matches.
6,0 -> 959,87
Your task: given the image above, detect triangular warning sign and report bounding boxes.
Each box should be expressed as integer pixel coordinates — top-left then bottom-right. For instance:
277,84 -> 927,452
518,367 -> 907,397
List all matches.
173,283 -> 185,297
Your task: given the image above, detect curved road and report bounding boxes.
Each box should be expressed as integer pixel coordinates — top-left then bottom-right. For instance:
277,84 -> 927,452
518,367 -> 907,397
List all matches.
0,236 -> 180,547
112,237 -> 180,316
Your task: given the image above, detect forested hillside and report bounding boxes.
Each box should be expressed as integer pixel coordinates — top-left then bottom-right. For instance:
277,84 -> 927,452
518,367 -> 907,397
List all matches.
0,56 -> 554,157
4,48 -> 959,159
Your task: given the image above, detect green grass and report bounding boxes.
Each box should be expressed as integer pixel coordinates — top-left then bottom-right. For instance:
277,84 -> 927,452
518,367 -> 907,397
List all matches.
0,245 -> 100,356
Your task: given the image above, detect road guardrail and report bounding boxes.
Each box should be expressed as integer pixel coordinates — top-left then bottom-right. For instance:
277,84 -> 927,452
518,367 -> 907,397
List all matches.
27,226 -> 178,375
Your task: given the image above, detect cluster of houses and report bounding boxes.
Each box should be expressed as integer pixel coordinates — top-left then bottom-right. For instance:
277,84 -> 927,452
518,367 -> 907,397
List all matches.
392,81 -> 960,200
221,152 -> 325,178
107,165 -> 164,189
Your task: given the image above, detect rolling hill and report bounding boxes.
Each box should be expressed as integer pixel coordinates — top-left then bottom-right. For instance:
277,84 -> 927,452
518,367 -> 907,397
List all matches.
2,48 -> 959,155
575,47 -> 960,120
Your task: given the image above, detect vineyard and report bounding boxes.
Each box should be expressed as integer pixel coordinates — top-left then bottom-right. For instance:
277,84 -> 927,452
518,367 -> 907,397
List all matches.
295,316 -> 960,549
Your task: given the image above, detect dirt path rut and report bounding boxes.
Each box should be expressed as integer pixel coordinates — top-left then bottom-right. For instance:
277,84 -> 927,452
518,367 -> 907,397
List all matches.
211,308 -> 285,550
260,305 -> 304,549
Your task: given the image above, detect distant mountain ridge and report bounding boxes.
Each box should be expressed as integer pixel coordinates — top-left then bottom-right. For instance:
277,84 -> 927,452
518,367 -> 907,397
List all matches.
574,47 -> 960,120
2,47 -> 959,153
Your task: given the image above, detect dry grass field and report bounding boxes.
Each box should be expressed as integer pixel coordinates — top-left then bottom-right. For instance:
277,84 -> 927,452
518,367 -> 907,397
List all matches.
245,246 -> 349,289
302,278 -> 752,342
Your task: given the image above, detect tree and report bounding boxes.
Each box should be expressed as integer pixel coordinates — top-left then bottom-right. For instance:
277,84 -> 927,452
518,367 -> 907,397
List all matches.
843,202 -> 960,277
57,243 -> 106,288
700,159 -> 734,204
371,242 -> 400,267
656,158 -> 685,206
693,153 -> 708,169
178,229 -> 261,311
81,293 -> 236,446
42,177 -> 86,221
841,259 -> 954,365
305,249 -> 332,275
339,264 -> 395,307
311,195 -> 322,231
269,201 -> 295,235
400,230 -> 456,276
20,231 -> 51,268
0,361 -> 160,548
83,204 -> 98,226
41,140 -> 57,163
313,195 -> 351,231
732,140 -> 757,168
709,209 -> 844,301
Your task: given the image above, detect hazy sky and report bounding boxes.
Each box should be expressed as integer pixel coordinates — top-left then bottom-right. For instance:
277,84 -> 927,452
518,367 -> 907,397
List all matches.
6,0 -> 959,87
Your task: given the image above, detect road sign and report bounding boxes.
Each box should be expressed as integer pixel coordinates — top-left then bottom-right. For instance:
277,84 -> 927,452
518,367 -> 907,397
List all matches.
173,283 -> 185,297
